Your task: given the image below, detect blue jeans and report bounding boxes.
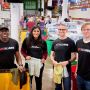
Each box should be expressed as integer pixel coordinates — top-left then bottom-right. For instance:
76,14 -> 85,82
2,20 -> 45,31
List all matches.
77,75 -> 90,90
55,76 -> 71,90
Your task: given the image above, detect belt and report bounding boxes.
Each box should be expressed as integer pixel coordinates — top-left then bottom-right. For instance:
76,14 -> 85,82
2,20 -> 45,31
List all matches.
0,69 -> 12,73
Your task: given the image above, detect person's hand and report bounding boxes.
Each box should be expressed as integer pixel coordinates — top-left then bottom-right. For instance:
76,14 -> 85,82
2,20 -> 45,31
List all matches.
53,60 -> 58,66
41,58 -> 46,63
74,72 -> 77,78
60,61 -> 69,67
18,65 -> 24,72
25,56 -> 31,60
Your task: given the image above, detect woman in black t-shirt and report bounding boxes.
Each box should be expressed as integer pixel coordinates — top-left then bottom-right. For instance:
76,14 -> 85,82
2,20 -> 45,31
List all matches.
21,26 -> 47,90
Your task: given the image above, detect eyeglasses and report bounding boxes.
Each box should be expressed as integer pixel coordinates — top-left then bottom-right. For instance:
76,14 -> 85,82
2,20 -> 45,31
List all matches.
82,29 -> 90,31
58,29 -> 66,31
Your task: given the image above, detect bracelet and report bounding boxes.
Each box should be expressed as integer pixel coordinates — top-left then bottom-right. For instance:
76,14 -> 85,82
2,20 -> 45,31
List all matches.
19,64 -> 23,66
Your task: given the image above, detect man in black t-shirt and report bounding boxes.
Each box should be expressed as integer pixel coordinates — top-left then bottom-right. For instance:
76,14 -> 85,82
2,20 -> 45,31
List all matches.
0,27 -> 23,69
0,27 -> 23,89
50,23 -> 76,90
76,23 -> 90,90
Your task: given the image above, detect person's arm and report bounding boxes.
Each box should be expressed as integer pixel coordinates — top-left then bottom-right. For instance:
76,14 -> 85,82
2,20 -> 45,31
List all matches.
50,41 -> 58,66
21,38 -> 31,60
74,53 -> 78,78
15,51 -> 22,65
69,40 -> 77,63
69,52 -> 76,62
60,40 -> 76,67
41,41 -> 48,63
21,47 -> 28,58
60,52 -> 76,67
21,38 -> 28,58
15,51 -> 24,72
14,40 -> 23,72
50,51 -> 58,66
41,51 -> 47,63
42,51 -> 47,60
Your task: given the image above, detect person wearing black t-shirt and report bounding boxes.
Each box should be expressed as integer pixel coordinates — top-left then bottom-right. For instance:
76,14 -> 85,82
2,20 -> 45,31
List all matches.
76,23 -> 90,90
50,23 -> 76,90
0,27 -> 23,89
21,26 -> 47,90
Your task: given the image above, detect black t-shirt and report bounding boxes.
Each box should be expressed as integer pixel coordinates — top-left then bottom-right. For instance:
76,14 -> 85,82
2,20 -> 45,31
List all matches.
51,37 -> 76,71
21,38 -> 47,59
76,39 -> 90,80
52,37 -> 76,62
0,38 -> 18,69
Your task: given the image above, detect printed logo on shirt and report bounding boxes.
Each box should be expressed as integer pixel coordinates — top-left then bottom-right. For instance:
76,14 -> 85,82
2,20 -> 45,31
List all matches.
78,48 -> 90,53
0,47 -> 14,51
31,46 -> 41,49
56,43 -> 69,47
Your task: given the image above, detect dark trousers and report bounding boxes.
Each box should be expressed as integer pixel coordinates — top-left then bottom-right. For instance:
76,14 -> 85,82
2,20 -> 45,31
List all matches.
30,64 -> 44,90
77,75 -> 90,90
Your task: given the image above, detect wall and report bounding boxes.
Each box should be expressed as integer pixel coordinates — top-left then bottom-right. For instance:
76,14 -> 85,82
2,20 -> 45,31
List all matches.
0,4 -> 10,26
69,8 -> 90,19
0,10 -> 10,19
0,5 -> 10,19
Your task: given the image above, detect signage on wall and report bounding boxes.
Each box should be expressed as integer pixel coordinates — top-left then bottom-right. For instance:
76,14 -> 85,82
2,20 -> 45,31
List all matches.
23,0 -> 37,10
1,2 -> 10,10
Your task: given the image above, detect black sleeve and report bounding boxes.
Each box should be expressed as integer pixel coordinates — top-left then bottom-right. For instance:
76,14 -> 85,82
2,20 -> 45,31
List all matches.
70,40 -> 77,52
43,41 -> 47,51
42,40 -> 48,60
21,38 -> 27,50
15,40 -> 19,52
76,40 -> 78,52
51,41 -> 55,51
21,38 -> 28,57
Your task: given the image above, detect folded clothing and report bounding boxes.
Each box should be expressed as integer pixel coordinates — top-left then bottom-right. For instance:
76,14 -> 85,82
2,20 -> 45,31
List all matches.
26,57 -> 43,77
53,65 -> 63,84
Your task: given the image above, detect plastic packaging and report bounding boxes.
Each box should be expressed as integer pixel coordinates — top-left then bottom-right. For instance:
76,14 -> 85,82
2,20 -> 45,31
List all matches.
63,66 -> 69,77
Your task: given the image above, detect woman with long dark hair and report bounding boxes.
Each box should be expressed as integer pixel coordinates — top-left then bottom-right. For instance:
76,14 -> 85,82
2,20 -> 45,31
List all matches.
21,26 -> 47,90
